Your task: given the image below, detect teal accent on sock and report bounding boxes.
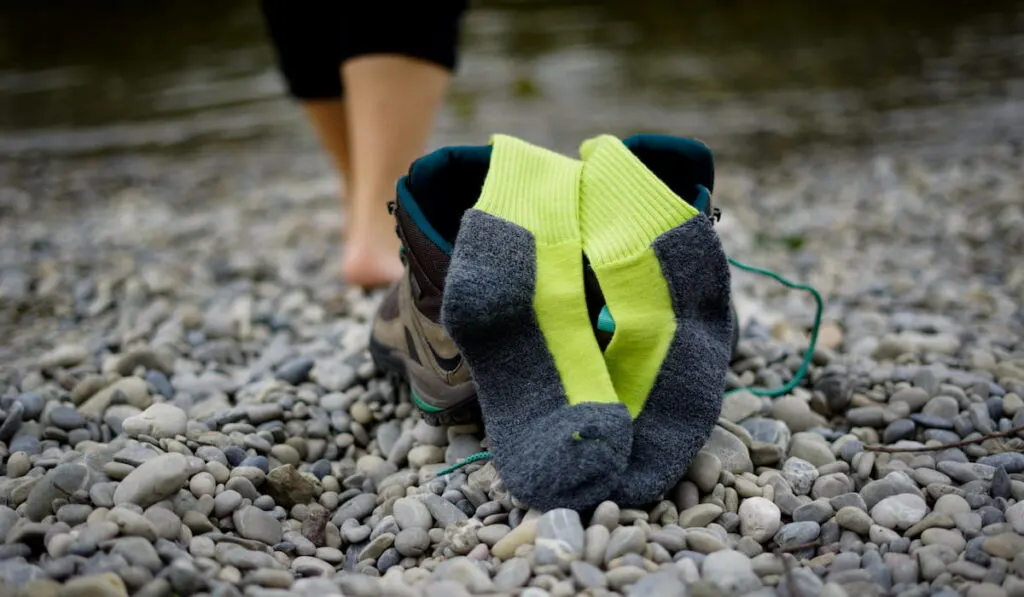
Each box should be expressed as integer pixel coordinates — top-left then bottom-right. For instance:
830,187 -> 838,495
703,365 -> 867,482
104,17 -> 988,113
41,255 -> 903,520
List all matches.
597,305 -> 616,333
397,177 -> 454,255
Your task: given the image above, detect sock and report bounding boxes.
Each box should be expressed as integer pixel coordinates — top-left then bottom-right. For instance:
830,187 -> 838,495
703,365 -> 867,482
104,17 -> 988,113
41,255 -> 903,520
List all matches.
578,134 -> 733,507
441,134 -> 632,511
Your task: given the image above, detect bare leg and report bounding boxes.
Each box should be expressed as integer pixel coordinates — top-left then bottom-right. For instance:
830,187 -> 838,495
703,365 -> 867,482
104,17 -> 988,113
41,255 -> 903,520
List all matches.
303,99 -> 351,185
302,99 -> 353,239
341,54 -> 452,289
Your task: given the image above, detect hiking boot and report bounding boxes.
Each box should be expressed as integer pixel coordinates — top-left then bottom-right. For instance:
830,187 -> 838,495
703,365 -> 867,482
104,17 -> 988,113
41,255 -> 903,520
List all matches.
368,146 -> 493,426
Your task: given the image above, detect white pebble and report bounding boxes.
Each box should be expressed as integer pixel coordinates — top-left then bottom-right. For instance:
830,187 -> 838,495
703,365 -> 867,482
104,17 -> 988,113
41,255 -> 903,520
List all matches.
122,403 -> 188,439
738,497 -> 782,543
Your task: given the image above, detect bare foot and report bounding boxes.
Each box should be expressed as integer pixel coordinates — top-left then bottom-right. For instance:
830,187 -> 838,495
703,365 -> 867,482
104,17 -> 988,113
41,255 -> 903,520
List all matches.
342,233 -> 404,289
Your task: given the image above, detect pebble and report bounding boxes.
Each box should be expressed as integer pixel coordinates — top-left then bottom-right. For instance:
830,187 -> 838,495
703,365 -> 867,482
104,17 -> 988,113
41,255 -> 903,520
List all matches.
584,525 -> 610,566
407,445 -> 444,468
789,434 -> 836,466
775,521 -> 821,549
703,426 -> 754,474
433,557 -> 493,592
870,494 -> 929,530
393,497 -> 433,531
921,528 -> 967,552
419,493 -> 468,526
679,503 -> 724,528
48,405 -> 85,430
782,457 -> 820,496
495,558 -> 532,591
111,453 -> 190,508
358,532 -> 394,561
836,506 -> 873,535
121,403 -> 188,439
475,524 -> 509,547
535,509 -> 585,567
604,527 -> 647,563
738,497 -> 782,543
591,501 -> 620,530
59,573 -> 128,597
686,451 -> 722,492
702,549 -> 762,594
395,528 -> 430,557
234,505 -> 283,545
1005,502 -> 1024,534
492,519 -> 538,560
331,493 -> 377,526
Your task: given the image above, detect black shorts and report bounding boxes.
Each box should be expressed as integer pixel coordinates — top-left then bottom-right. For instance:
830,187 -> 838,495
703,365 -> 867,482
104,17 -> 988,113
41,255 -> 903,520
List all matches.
259,1 -> 469,100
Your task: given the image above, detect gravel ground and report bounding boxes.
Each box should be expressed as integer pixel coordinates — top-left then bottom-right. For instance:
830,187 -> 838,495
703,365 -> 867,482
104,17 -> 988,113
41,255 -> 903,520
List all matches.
1,140 -> 1023,597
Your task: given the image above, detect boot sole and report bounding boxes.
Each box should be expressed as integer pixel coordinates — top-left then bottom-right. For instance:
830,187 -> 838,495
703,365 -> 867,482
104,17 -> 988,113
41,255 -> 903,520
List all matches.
369,336 -> 481,426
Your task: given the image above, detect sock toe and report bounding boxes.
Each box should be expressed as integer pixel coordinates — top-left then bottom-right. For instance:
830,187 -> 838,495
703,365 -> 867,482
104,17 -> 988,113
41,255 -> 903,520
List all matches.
493,402 -> 632,511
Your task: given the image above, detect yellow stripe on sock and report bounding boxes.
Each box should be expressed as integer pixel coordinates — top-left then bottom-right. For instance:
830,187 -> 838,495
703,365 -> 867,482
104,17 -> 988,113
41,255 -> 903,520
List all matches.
473,134 -> 618,406
579,134 -> 699,417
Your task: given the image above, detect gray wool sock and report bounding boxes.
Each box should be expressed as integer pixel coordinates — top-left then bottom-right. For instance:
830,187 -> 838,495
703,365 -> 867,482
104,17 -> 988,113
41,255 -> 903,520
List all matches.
610,216 -> 733,506
442,208 -> 634,512
578,133 -> 732,507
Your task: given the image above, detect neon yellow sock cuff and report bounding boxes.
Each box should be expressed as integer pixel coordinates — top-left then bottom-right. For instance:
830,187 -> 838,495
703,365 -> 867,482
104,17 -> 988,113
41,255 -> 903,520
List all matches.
473,133 -> 580,244
579,134 -> 698,265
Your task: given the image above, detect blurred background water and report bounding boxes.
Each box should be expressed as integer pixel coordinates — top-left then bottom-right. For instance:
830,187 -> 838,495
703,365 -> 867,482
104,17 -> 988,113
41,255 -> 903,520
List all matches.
1,0 -> 1023,211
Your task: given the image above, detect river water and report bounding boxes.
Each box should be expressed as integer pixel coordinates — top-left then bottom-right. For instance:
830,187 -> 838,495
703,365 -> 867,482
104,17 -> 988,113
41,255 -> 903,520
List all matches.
1,0 -> 1023,212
